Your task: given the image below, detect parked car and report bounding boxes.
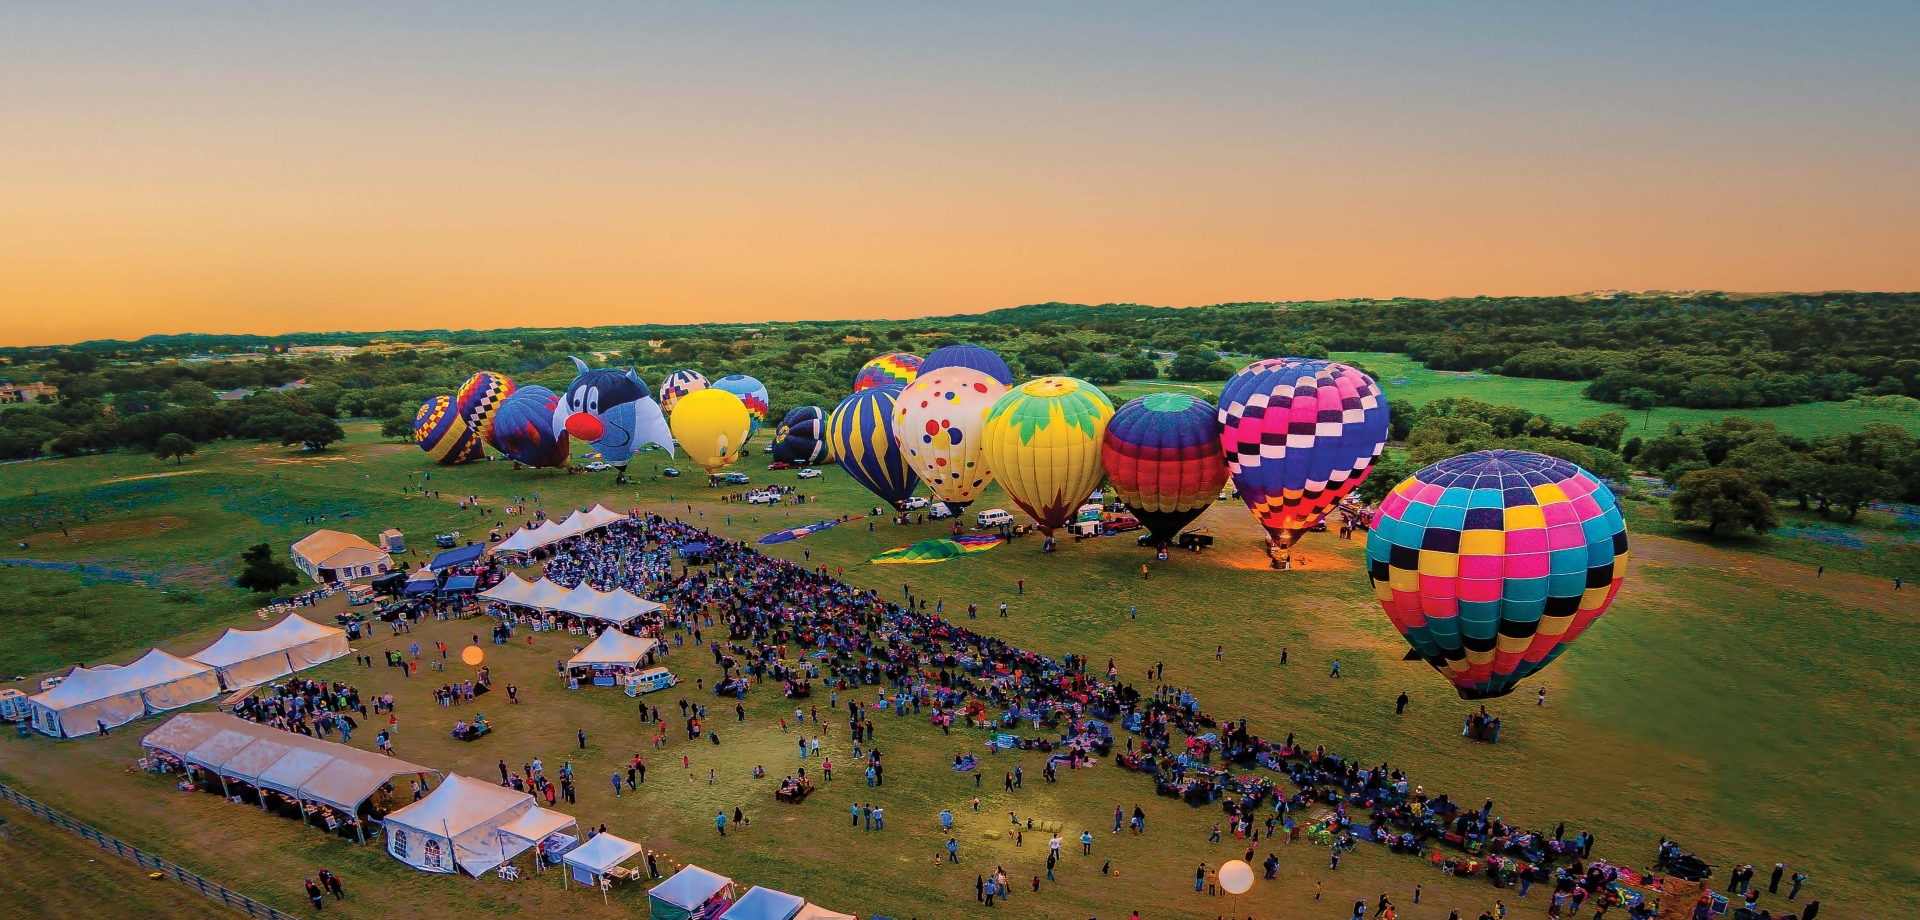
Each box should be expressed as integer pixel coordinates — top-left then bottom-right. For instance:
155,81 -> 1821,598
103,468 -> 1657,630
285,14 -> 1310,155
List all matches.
623,667 -> 679,697
663,467 -> 681,477
434,532 -> 460,548
723,471 -> 751,485
583,461 -> 612,472
767,461 -> 796,471
976,508 -> 1013,528
796,468 -> 822,479
902,496 -> 929,510
928,501 -> 954,519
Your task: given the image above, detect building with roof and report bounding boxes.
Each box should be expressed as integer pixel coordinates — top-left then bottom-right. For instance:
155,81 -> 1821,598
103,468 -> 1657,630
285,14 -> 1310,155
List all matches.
290,530 -> 392,583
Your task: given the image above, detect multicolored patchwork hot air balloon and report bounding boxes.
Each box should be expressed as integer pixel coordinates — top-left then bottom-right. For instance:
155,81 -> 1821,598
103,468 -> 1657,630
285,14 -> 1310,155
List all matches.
711,374 -> 770,439
919,343 -> 1014,386
659,369 -> 709,413
413,395 -> 483,465
853,352 -> 922,391
1218,358 -> 1390,549
1101,392 -> 1229,544
896,367 -> 1007,512
771,406 -> 829,465
454,371 -> 516,452
828,385 -> 920,509
982,376 -> 1115,535
1367,449 -> 1629,700
668,388 -> 752,474
492,385 -> 570,468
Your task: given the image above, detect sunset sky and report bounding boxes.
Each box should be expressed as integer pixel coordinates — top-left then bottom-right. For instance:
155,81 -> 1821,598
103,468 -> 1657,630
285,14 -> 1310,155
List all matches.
3,2 -> 1916,346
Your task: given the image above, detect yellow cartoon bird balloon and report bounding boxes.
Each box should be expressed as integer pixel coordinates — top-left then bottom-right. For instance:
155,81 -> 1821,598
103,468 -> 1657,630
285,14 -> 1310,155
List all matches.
981,376 -> 1115,534
896,367 -> 1008,512
669,388 -> 752,474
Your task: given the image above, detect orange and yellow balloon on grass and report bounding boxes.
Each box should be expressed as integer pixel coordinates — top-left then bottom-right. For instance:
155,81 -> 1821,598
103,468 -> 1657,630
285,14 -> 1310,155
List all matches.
981,376 -> 1114,534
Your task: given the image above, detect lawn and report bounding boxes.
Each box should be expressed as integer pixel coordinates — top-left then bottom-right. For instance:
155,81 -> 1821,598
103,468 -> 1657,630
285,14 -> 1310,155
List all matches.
1,426 -> 1912,918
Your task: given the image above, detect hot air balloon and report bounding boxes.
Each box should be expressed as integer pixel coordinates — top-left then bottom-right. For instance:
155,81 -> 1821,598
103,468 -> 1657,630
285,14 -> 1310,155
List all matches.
981,376 -> 1114,535
493,385 -> 570,468
1218,358 -> 1390,550
919,343 -> 1014,386
895,367 -> 1007,512
1101,392 -> 1229,545
853,352 -> 922,391
554,357 -> 673,469
669,388 -> 752,474
828,385 -> 920,509
711,374 -> 770,439
770,406 -> 829,465
659,369 -> 709,413
454,371 -> 517,452
1367,449 -> 1628,700
413,395 -> 483,465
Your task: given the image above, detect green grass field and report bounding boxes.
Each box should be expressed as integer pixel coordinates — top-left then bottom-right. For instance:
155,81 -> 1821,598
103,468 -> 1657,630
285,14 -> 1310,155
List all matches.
2,426 -> 1914,918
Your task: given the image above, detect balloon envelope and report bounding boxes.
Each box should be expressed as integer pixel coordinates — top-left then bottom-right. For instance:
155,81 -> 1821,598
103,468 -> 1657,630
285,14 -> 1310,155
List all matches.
982,376 -> 1114,535
454,371 -> 517,452
896,367 -> 1007,510
659,369 -> 709,413
1102,392 -> 1229,544
711,374 -> 770,439
669,388 -> 753,474
554,358 -> 673,467
1218,860 -> 1254,895
1368,449 -> 1628,700
493,385 -> 570,468
771,406 -> 829,465
1219,358 -> 1390,548
920,343 -> 1013,386
828,385 -> 920,509
413,395 -> 483,465
853,352 -> 922,391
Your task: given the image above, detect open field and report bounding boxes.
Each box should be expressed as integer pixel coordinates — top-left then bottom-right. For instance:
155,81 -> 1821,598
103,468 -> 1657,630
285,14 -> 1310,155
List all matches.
1336,352 -> 1920,438
2,425 -> 1914,918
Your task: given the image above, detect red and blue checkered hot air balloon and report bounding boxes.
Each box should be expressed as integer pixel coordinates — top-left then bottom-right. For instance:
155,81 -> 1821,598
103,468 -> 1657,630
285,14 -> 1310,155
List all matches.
454,371 -> 516,452
1101,392 -> 1229,545
853,352 -> 922,392
1218,358 -> 1390,549
1367,449 -> 1629,700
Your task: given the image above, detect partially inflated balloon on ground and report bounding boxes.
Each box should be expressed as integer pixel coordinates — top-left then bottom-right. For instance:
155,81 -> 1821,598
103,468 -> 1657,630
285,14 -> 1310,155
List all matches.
1367,449 -> 1628,700
413,395 -> 483,464
982,376 -> 1114,534
554,357 -> 673,468
669,388 -> 753,474
659,369 -> 708,413
771,406 -> 829,465
1218,358 -> 1390,549
828,385 -> 920,509
711,374 -> 770,439
492,385 -> 570,468
853,352 -> 922,391
919,343 -> 1013,386
896,367 -> 1006,511
454,371 -> 517,452
1102,392 -> 1229,544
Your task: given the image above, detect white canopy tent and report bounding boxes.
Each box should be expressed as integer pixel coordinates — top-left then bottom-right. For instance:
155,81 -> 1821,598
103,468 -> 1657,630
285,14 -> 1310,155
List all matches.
29,649 -> 220,738
190,613 -> 350,689
477,573 -> 540,606
650,865 -> 736,920
384,774 -> 575,877
553,584 -> 663,625
492,506 -> 626,554
567,630 -> 658,669
563,832 -> 644,887
792,905 -> 857,920
720,887 -> 806,920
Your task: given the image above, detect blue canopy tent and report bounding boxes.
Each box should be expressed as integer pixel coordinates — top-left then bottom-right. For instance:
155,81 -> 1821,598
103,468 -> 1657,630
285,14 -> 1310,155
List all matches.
428,543 -> 488,572
719,887 -> 804,920
402,572 -> 439,596
439,575 -> 479,594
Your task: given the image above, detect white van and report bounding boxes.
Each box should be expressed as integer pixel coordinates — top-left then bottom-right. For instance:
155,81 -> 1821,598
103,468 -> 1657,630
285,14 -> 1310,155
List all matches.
623,667 -> 679,697
976,509 -> 1014,528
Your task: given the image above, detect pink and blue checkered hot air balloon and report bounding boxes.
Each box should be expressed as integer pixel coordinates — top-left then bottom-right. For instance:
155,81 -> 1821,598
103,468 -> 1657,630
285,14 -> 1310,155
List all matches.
1367,449 -> 1629,699
1218,358 -> 1390,550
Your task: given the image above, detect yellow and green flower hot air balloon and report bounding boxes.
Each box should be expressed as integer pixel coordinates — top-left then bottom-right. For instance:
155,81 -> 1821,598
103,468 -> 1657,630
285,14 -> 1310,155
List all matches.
668,388 -> 752,474
981,376 -> 1115,535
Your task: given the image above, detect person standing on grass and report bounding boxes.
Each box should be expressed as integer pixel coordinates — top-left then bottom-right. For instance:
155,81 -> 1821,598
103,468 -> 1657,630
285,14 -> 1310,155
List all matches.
318,868 -> 344,900
715,810 -> 727,836
304,878 -> 325,911
1396,690 -> 1409,715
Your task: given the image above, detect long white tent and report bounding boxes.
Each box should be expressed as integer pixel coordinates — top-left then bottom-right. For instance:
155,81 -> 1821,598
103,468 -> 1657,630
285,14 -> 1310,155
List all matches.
141,713 -> 437,821
483,576 -> 661,625
29,649 -> 220,738
492,505 -> 628,554
190,613 -> 350,689
567,629 -> 658,668
384,774 -> 576,877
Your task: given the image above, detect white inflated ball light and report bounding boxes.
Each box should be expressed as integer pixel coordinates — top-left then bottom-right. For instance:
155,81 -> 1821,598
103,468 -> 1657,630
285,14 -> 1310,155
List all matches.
1219,859 -> 1254,895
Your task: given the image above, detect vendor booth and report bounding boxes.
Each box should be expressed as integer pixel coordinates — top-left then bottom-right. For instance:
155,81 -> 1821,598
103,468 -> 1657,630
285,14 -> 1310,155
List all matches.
720,887 -> 805,920
650,864 -> 735,920
427,542 -> 488,572
190,613 -> 350,689
141,713 -> 436,841
568,630 -> 660,686
383,774 -> 576,877
563,831 -> 644,888
30,649 -> 220,737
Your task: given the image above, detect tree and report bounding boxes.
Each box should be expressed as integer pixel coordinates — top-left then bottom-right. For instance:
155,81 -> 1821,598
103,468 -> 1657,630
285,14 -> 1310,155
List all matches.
1357,453 -> 1414,505
234,542 -> 300,594
154,432 -> 196,465
381,412 -> 416,441
1617,387 -> 1661,429
279,415 -> 346,451
1817,464 -> 1898,520
1669,467 -> 1779,537
1166,347 -> 1232,382
1068,354 -> 1119,385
